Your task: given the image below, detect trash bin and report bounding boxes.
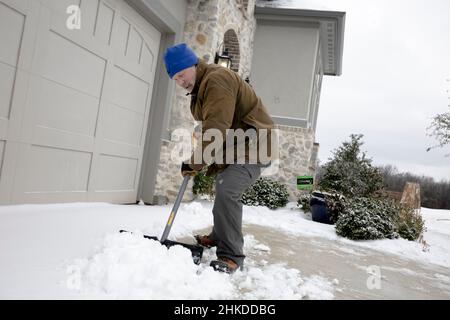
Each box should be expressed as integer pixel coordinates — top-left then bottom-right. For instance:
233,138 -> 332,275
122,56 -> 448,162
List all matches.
310,191 -> 332,224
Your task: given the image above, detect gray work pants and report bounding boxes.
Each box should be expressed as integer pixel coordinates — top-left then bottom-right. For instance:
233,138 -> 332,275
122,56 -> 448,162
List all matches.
208,164 -> 262,267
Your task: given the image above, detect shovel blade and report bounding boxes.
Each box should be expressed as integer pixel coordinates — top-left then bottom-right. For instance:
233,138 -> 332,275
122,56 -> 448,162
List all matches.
119,230 -> 203,264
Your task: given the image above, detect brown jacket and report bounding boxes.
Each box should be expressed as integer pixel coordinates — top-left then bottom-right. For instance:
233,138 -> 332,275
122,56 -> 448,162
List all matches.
188,60 -> 274,175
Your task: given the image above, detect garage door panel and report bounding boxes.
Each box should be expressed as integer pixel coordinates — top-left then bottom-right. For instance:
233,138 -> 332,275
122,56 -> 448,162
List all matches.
19,191 -> 89,203
100,139 -> 140,159
126,26 -> 143,63
113,55 -> 152,83
0,2 -> 25,67
30,77 -> 100,137
22,145 -> 92,193
0,0 -> 26,131
119,0 -> 160,46
0,141 -> 19,203
1,0 -> 28,12
96,154 -> 137,191
111,16 -> 158,78
42,0 -> 120,45
0,120 -> 7,139
0,140 -> 5,169
95,1 -> 115,45
140,43 -> 155,72
2,69 -> 32,142
79,0 -> 99,37
103,103 -> 145,146
35,30 -> 107,98
41,0 -> 81,15
31,124 -> 95,153
42,2 -> 114,60
0,63 -> 15,120
106,65 -> 149,113
3,0 -> 41,72
1,0 -> 161,204
114,17 -> 130,56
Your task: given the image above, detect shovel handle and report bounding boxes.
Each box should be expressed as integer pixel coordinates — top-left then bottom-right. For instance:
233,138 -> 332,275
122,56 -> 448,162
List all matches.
160,175 -> 190,243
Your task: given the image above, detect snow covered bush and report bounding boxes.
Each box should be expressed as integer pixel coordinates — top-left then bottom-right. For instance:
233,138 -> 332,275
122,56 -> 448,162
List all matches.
395,205 -> 425,241
241,177 -> 289,209
193,170 -> 215,199
319,134 -> 383,198
297,193 -> 311,212
323,192 -> 347,224
335,197 -> 399,240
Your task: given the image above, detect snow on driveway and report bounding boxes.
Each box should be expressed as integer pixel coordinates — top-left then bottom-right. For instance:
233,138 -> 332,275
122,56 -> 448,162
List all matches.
0,201 -> 449,299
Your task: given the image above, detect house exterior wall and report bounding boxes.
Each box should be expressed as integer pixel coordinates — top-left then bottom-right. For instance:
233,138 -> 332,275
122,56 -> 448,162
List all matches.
250,17 -> 322,200
152,0 -> 324,203
251,20 -> 320,123
272,125 -> 316,200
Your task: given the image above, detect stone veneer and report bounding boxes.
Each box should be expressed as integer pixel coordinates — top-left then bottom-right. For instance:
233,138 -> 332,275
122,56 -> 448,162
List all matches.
154,125 -> 319,203
153,0 -> 318,203
267,125 -> 318,201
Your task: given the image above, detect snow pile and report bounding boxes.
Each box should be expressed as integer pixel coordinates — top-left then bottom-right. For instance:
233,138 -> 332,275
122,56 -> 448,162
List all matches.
67,232 -> 234,299
3,201 -> 448,299
161,202 -> 213,239
234,264 -> 334,300
67,231 -> 335,300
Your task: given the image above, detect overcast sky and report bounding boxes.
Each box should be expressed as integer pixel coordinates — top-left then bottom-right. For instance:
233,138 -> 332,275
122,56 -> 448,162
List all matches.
266,0 -> 450,181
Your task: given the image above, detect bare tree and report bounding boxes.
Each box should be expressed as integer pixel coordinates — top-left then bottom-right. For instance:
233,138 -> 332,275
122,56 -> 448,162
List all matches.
427,79 -> 450,155
427,107 -> 450,154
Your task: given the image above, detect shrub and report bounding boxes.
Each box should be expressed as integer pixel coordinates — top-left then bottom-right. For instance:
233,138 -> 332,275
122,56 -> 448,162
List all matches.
297,193 -> 311,212
323,192 -> 347,224
192,170 -> 216,199
396,206 -> 425,241
241,177 -> 289,209
335,197 -> 399,240
319,134 -> 384,198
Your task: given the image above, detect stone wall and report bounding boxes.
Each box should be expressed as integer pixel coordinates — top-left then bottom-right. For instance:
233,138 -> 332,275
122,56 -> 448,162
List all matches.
153,0 -> 257,202
182,0 -> 256,78
154,125 -> 317,204
153,138 -> 201,204
262,125 -> 316,201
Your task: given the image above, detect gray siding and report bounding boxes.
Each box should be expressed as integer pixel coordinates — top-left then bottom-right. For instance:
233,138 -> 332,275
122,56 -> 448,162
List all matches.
251,19 -> 320,125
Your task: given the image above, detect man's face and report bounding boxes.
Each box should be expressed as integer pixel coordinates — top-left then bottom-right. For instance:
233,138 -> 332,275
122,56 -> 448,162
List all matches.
173,65 -> 197,93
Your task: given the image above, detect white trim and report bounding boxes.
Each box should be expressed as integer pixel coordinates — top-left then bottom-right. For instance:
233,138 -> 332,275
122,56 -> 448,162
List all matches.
254,6 -> 345,76
271,116 -> 309,128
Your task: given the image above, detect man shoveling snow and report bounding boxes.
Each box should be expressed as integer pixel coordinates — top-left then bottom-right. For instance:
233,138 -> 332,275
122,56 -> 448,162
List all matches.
163,43 -> 275,273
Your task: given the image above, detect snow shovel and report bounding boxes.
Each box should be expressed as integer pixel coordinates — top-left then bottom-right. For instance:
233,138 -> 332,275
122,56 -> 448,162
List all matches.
120,175 -> 204,264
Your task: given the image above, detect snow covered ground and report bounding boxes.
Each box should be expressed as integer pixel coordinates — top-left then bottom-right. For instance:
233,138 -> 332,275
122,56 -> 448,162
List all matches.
0,201 -> 449,299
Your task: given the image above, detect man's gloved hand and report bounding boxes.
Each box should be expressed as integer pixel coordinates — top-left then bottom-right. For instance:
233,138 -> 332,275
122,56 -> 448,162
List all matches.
181,162 -> 198,177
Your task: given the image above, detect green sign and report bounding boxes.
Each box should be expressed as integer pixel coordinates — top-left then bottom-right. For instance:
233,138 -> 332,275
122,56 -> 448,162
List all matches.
297,176 -> 314,190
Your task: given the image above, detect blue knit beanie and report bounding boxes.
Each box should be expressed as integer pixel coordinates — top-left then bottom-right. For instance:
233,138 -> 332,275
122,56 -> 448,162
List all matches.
164,43 -> 199,78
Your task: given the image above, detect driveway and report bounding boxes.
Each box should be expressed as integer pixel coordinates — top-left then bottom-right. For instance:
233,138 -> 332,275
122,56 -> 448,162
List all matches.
190,224 -> 450,299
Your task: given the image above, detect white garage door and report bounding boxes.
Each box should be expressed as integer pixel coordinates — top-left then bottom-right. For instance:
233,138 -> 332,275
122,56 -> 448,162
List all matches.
0,0 -> 161,204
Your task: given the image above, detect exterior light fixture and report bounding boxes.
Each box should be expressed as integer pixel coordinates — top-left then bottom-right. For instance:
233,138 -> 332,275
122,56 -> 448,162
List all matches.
214,46 -> 232,69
